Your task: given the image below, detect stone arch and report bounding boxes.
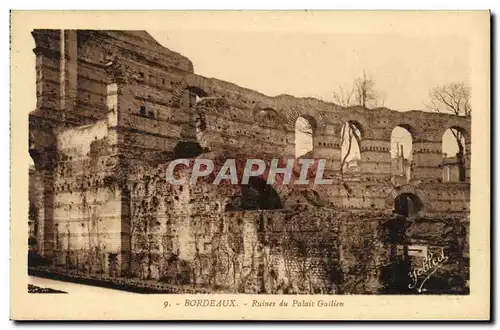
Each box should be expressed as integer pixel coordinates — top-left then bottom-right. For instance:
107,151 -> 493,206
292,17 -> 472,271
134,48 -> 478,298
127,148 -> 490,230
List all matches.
383,114 -> 423,141
441,120 -> 470,143
186,85 -> 208,98
389,124 -> 416,150
385,184 -> 432,211
285,107 -> 327,133
305,186 -> 329,206
343,120 -> 364,139
442,126 -> 468,153
179,85 -> 208,109
340,110 -> 369,137
444,125 -> 470,144
171,82 -> 211,138
393,193 -> 423,218
394,123 -> 418,140
170,75 -> 210,107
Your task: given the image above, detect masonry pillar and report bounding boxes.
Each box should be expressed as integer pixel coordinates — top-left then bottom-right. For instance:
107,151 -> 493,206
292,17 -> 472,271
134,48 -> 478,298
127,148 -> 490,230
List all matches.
313,124 -> 342,175
285,129 -> 296,159
29,149 -> 57,262
63,30 -> 78,113
411,137 -> 443,183
105,62 -> 131,276
359,128 -> 392,181
464,136 -> 471,182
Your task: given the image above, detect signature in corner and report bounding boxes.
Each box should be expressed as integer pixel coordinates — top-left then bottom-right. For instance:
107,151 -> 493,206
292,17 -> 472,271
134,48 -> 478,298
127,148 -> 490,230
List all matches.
408,249 -> 448,293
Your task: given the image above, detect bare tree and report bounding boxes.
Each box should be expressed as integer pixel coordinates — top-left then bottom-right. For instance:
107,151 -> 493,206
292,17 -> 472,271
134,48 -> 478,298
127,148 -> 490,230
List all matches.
427,83 -> 471,181
354,71 -> 385,109
333,71 -> 384,109
428,83 -> 471,117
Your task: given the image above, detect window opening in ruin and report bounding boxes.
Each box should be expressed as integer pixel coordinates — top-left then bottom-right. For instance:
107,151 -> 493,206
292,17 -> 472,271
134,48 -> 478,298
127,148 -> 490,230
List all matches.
340,121 -> 362,173
183,86 -> 207,109
390,125 -> 413,183
139,105 -> 146,116
442,127 -> 467,183
295,116 -> 315,158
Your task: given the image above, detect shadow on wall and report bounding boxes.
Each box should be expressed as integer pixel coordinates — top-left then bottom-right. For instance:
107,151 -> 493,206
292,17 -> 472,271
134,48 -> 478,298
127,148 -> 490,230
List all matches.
173,141 -> 204,159
225,177 -> 282,211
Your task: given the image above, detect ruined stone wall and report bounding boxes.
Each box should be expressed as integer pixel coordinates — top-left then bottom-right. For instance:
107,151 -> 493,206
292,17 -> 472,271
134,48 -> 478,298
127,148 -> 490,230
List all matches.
28,29 -> 470,293
119,157 -> 396,293
63,29 -> 471,216
29,29 -> 194,269
124,159 -> 241,283
28,168 -> 45,247
49,118 -> 124,275
124,160 -> 196,280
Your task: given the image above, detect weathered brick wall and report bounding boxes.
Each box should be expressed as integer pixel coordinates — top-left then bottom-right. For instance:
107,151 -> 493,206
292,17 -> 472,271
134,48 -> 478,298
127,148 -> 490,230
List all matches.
28,29 -> 470,293
47,117 -> 124,274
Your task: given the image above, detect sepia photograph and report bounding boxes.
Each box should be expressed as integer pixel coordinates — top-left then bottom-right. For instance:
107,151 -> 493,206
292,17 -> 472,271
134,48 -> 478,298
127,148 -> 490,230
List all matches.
10,10 -> 490,320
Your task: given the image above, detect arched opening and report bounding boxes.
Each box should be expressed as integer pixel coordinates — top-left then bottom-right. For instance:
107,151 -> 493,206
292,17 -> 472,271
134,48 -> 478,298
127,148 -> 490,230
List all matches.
380,192 -> 424,294
295,116 -> 315,158
225,177 -> 282,211
442,127 -> 467,183
390,126 -> 413,183
340,121 -> 362,173
394,193 -> 423,219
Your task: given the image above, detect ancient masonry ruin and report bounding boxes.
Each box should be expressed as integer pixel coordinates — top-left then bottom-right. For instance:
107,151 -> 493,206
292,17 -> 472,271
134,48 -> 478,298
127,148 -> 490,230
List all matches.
28,30 -> 471,294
